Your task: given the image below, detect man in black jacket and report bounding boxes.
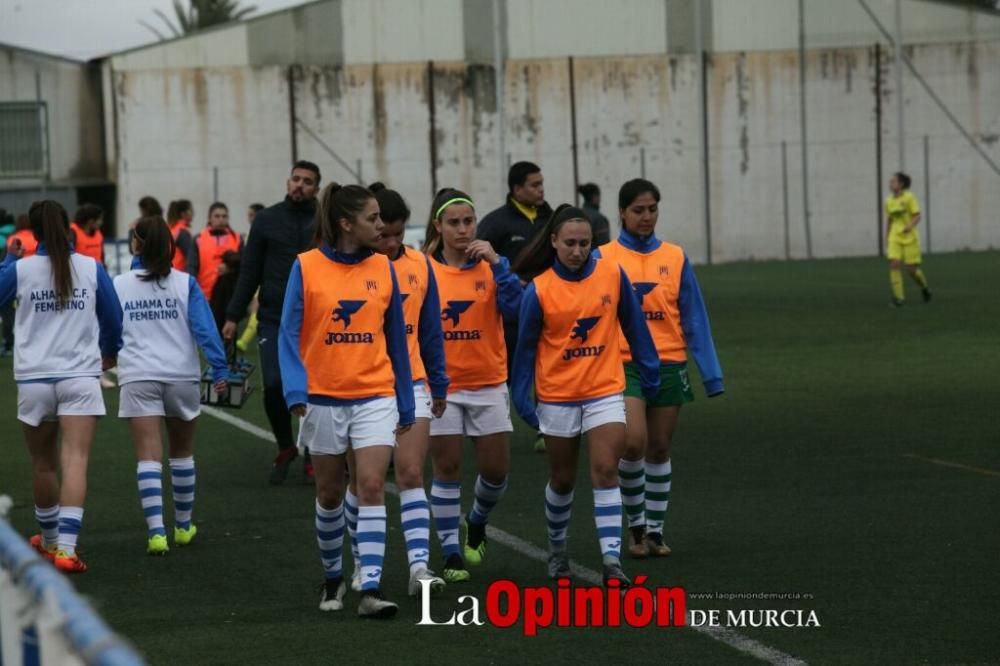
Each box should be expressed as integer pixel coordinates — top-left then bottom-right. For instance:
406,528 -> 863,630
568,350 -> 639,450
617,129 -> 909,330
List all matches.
476,161 -> 553,268
477,161 -> 553,453
222,160 -> 320,484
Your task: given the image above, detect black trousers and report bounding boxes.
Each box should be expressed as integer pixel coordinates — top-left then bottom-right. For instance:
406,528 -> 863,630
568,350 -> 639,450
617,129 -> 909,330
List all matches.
257,321 -> 295,451
1,303 -> 14,350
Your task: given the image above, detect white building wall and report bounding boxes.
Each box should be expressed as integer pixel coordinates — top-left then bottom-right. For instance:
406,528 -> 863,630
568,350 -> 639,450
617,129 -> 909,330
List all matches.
504,0 -> 668,58
110,37 -> 999,259
712,0 -> 1000,52
341,0 -> 464,64
0,49 -> 103,184
110,26 -> 250,71
572,55 -> 704,255
880,40 -> 1000,253
113,66 -> 292,235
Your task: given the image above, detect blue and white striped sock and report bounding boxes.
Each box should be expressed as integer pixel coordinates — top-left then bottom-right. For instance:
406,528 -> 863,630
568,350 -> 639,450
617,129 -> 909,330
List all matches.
431,479 -> 461,558
399,488 -> 431,573
468,475 -> 507,526
315,500 -> 345,580
34,505 -> 59,549
357,505 -> 387,591
57,507 -> 84,555
544,484 -> 574,552
593,487 -> 623,563
169,457 -> 196,529
137,461 -> 166,537
344,488 -> 360,566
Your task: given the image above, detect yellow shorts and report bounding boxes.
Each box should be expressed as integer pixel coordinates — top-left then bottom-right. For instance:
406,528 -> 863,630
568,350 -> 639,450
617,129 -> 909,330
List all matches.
887,235 -> 921,264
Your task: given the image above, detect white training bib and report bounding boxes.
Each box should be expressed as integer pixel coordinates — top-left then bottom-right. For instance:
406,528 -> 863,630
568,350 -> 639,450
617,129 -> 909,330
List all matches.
114,269 -> 201,384
14,254 -> 101,381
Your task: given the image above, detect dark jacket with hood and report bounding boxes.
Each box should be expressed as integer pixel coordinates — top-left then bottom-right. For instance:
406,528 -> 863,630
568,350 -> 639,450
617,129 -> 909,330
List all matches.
225,196 -> 316,326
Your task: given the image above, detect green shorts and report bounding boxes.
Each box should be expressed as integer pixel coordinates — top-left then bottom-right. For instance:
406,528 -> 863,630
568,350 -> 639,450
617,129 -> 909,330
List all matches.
623,362 -> 694,407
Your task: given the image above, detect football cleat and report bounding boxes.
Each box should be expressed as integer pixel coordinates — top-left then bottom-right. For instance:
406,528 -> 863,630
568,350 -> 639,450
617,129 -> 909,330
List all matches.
628,526 -> 650,559
602,561 -> 631,589
547,551 -> 572,580
174,525 -> 198,546
645,531 -> 672,557
442,553 -> 470,583
463,516 -> 487,566
408,567 -> 446,597
53,551 -> 87,574
269,448 -> 298,485
350,565 -> 362,592
358,589 -> 398,619
147,534 -> 169,555
318,577 -> 346,611
29,534 -> 57,562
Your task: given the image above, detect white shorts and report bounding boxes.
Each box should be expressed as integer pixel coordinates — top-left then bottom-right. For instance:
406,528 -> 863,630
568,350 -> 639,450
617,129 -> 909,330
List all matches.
17,377 -> 106,427
414,382 -> 432,420
430,384 -> 513,437
118,381 -> 201,421
536,393 -> 626,438
298,397 -> 398,456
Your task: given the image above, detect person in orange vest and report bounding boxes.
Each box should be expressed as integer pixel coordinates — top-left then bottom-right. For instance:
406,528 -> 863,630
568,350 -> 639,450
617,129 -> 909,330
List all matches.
598,178 -> 724,559
166,199 -> 195,272
71,204 -> 114,392
2,214 -> 37,355
6,214 -> 38,258
188,202 -> 242,302
421,188 -> 523,584
70,204 -> 105,265
279,182 -> 414,617
340,183 -> 449,597
511,204 -> 660,587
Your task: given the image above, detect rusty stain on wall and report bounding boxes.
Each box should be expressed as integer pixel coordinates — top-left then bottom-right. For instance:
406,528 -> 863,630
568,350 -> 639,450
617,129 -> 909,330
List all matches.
736,52 -> 750,175
372,64 -> 387,177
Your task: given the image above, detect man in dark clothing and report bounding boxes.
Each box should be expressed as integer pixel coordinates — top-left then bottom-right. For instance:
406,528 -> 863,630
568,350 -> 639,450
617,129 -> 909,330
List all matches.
578,182 -> 612,246
222,161 -> 320,484
477,161 -> 553,269
477,161 -> 552,453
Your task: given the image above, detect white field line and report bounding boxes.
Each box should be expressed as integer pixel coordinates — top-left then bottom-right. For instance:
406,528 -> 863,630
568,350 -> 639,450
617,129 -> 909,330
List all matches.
198,404 -> 807,665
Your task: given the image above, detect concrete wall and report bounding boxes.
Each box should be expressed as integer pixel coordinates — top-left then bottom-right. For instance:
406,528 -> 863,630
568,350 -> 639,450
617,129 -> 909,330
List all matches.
104,0 -> 1000,71
0,46 -> 104,184
110,25 -> 250,71
504,0 -> 668,58
714,0 -> 1000,52
109,38 -> 1000,256
111,66 -> 292,233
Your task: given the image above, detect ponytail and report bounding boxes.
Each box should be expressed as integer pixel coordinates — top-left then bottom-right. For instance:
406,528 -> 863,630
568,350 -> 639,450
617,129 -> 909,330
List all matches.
512,204 -> 590,281
28,200 -> 73,305
133,215 -> 175,282
422,187 -> 474,256
313,182 -> 374,248
166,199 -> 192,225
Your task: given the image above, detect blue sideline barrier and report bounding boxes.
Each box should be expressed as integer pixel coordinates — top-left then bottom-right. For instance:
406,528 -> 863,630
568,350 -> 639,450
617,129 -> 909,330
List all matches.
0,518 -> 144,666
